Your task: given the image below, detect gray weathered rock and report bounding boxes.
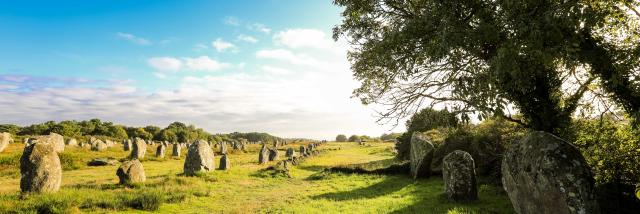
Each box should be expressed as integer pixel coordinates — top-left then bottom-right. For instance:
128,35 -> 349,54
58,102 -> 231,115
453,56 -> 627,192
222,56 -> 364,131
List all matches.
285,147 -> 295,158
502,131 -> 599,214
91,139 -> 108,151
130,138 -> 147,159
268,148 -> 279,161
299,145 -> 307,157
65,138 -> 78,147
156,144 -> 166,158
116,159 -> 146,184
259,144 -> 269,164
219,154 -> 230,170
29,133 -> 65,153
430,134 -> 503,176
220,142 -> 227,154
105,139 -> 115,148
20,141 -> 62,193
0,132 -> 13,153
410,132 -> 435,179
443,150 -> 477,201
88,158 -> 118,166
183,140 -> 215,176
172,143 -> 181,157
123,139 -> 132,151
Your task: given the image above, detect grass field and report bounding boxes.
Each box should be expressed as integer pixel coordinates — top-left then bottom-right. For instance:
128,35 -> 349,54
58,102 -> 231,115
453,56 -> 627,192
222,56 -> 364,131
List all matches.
0,141 -> 515,213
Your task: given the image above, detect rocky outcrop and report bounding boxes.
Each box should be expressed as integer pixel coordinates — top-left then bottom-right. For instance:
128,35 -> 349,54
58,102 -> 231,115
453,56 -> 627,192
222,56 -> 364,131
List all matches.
183,140 -> 215,176
29,133 -> 65,153
0,132 -> 13,153
443,150 -> 477,201
502,131 -> 599,214
130,138 -> 147,159
20,141 -> 62,193
116,159 -> 146,184
410,132 -> 435,179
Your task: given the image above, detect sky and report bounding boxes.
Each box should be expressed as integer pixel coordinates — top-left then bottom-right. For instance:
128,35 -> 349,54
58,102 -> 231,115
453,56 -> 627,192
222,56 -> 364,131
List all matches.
0,0 -> 404,139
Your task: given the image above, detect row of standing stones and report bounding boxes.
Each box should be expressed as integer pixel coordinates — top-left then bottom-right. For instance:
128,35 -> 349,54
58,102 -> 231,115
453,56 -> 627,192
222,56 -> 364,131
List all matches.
1,132 -> 325,194
410,131 -> 599,214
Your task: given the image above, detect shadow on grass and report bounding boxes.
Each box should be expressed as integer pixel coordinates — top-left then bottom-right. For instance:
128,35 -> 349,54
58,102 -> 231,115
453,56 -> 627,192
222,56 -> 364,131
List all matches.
388,179 -> 515,214
311,176 -> 410,201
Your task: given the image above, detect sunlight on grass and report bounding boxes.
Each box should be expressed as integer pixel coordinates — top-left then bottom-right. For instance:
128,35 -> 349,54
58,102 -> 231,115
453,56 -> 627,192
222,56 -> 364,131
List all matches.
0,142 -> 514,213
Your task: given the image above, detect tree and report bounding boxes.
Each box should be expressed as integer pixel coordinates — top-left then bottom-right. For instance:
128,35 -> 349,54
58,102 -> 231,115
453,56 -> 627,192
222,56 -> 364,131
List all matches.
348,135 -> 361,142
396,108 -> 460,160
49,120 -> 81,138
0,124 -> 21,135
336,134 -> 348,142
333,0 -> 640,133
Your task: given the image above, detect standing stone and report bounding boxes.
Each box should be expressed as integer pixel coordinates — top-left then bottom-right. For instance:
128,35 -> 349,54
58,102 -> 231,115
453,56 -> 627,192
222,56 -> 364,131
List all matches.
20,141 -> 62,193
410,132 -> 435,179
104,139 -> 115,148
91,139 -> 108,151
183,140 -> 215,176
443,150 -> 477,201
65,138 -> 78,147
219,154 -> 230,170
172,143 -> 181,157
30,133 -> 65,153
220,142 -> 228,154
0,132 -> 13,153
502,131 -> 599,214
123,139 -> 132,151
268,148 -> 279,161
155,144 -> 166,158
259,144 -> 269,164
299,146 -> 307,157
285,148 -> 295,158
116,159 -> 146,184
130,138 -> 147,160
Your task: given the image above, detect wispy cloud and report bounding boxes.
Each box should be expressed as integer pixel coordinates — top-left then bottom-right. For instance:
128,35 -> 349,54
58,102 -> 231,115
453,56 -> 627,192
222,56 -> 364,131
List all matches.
116,32 -> 151,45
248,23 -> 271,34
148,56 -> 230,73
223,16 -> 240,26
212,38 -> 236,52
274,29 -> 332,49
148,57 -> 183,72
237,34 -> 258,43
256,49 -> 319,66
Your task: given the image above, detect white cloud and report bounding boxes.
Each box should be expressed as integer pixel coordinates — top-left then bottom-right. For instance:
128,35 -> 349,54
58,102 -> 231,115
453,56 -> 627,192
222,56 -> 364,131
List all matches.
237,34 -> 258,43
148,56 -> 230,72
116,32 -> 151,45
183,56 -> 230,71
212,38 -> 236,52
148,57 -> 183,71
261,65 -> 293,76
255,49 -> 319,66
273,29 -> 331,49
223,16 -> 240,26
248,23 -> 271,34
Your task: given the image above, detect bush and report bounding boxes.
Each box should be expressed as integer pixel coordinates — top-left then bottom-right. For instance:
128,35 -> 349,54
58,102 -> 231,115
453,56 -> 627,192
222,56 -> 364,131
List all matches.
58,153 -> 83,171
124,190 -> 164,211
395,108 -> 460,160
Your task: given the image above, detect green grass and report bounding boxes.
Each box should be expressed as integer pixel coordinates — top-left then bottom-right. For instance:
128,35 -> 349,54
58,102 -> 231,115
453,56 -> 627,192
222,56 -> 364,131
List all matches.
0,141 -> 514,213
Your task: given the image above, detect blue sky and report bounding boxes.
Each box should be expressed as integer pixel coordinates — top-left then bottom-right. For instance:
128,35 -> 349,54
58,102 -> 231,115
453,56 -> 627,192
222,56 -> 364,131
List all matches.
0,0 -> 402,139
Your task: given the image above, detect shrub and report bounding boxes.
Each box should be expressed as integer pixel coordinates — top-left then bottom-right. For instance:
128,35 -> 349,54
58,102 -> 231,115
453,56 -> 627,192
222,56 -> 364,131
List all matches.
124,190 -> 164,211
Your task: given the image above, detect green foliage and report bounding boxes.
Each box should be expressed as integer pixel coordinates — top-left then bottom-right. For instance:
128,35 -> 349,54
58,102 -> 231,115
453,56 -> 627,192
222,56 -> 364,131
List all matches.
0,124 -> 21,135
571,116 -> 640,186
396,108 -> 460,160
379,133 -> 401,142
333,0 -> 640,132
335,134 -> 347,142
124,190 -> 164,211
348,135 -> 361,142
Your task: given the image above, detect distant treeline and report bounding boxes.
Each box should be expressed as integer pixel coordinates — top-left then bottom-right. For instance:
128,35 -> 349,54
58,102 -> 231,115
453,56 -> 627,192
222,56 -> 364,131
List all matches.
0,119 -> 283,143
